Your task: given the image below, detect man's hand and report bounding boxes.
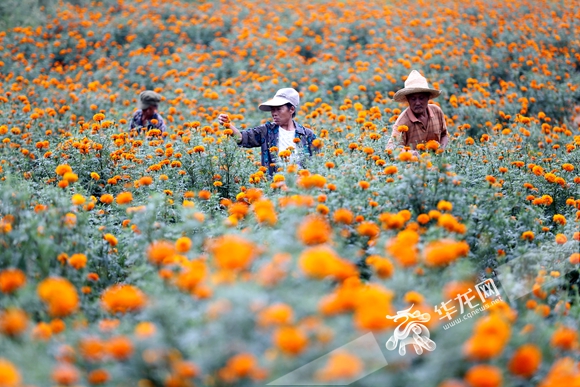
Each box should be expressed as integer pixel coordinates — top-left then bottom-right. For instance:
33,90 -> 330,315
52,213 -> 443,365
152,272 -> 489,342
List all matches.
218,114 -> 242,143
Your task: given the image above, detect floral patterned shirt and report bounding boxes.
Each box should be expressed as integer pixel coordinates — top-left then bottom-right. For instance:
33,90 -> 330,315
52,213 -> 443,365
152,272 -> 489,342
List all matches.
129,110 -> 167,133
238,121 -> 317,175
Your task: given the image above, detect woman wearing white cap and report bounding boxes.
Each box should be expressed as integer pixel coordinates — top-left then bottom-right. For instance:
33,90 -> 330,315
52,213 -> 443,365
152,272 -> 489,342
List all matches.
386,70 -> 448,154
218,88 -> 317,176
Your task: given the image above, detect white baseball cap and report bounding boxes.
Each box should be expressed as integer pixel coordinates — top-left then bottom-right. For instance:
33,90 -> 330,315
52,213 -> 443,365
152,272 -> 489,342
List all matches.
259,88 -> 300,111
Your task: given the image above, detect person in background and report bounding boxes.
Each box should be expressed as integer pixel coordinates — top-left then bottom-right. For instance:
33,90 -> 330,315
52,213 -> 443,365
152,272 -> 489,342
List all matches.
386,70 -> 448,155
129,90 -> 167,133
218,87 -> 317,175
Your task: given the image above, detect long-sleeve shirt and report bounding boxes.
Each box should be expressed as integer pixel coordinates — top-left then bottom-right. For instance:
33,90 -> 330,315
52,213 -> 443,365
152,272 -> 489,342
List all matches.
386,105 -> 448,150
238,121 -> 317,175
129,110 -> 167,133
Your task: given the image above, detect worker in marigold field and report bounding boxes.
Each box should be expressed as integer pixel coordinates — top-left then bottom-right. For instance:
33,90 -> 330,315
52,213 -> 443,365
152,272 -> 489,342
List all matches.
129,90 -> 167,133
218,87 -> 317,176
386,70 -> 449,155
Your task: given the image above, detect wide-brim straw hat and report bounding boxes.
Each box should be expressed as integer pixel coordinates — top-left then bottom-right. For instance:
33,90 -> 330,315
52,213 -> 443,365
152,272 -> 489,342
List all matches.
393,70 -> 441,102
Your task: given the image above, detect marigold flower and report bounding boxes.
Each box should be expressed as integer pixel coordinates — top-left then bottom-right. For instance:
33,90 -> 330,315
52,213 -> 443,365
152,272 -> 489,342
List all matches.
101,284 -> 147,314
103,233 -> 118,247
208,235 -> 257,271
55,164 -> 72,176
357,221 -> 380,239
273,326 -> 309,355
100,194 -> 114,204
175,236 -> 192,253
115,192 -> 133,205
0,308 -> 28,337
0,269 -> 26,294
68,253 -> 87,270
257,303 -> 294,327
424,239 -> 469,267
508,344 -> 541,378
52,363 -> 79,386
437,200 -> 453,212
464,364 -> 502,387
551,326 -> 578,351
553,214 -> 566,225
366,255 -> 394,279
107,336 -> 134,361
521,231 -> 534,241
297,215 -> 332,245
87,369 -> 109,385
252,199 -> 277,225
299,245 -> 357,281
37,277 -> 79,317
0,358 -> 21,387
333,208 -> 354,225
63,172 -> 78,183
315,350 -> 363,382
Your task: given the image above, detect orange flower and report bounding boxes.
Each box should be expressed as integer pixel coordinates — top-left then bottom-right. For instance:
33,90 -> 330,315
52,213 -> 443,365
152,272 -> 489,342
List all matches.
365,255 -> 394,279
107,336 -> 134,361
437,200 -> 453,212
252,199 -> 277,225
68,253 -> 87,270
332,208 -> 354,225
37,277 -> 79,317
315,350 -> 363,382
101,284 -> 147,314
273,326 -> 308,355
521,231 -> 535,241
0,269 -> 26,294
508,344 -> 542,378
208,235 -> 257,271
257,303 -> 294,327
299,245 -> 357,281
226,353 -> 257,378
87,369 -> 109,385
175,236 -> 192,253
551,326 -> 578,351
71,194 -> 85,205
424,239 -> 469,266
146,240 -> 176,265
198,190 -> 211,200
464,364 -> 502,387
357,221 -> 380,239
139,176 -> 153,186
79,337 -> 107,362
297,215 -> 332,245
103,233 -> 118,246
425,140 -> 440,151
0,308 -> 28,336
52,363 -> 79,386
116,192 -> 133,205
55,164 -> 72,176
100,194 -> 114,204
0,358 -> 21,387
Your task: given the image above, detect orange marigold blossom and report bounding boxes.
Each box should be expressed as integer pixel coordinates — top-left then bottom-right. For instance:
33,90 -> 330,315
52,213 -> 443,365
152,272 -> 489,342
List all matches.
68,253 -> 87,270
273,325 -> 309,355
333,208 -> 354,224
299,245 -> 357,281
100,194 -> 114,204
424,239 -> 469,266
107,336 -> 134,361
315,350 -> 363,382
52,363 -> 79,386
297,215 -> 332,245
252,199 -> 277,225
464,364 -> 502,387
207,234 -> 257,271
0,358 -> 21,387
0,268 -> 26,294
175,236 -> 192,253
551,325 -> 578,351
147,240 -> 176,265
115,192 -> 133,205
257,303 -> 294,327
37,277 -> 79,317
0,308 -> 28,337
103,233 -> 118,246
508,344 -> 542,378
101,284 -> 147,314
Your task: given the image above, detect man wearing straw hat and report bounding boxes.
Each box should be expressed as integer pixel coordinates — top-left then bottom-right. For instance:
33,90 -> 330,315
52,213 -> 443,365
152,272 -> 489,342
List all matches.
129,90 -> 167,133
386,70 -> 448,154
217,87 -> 317,176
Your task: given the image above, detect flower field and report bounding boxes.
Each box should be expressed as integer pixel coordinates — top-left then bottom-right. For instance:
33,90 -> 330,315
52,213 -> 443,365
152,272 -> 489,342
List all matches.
1,0 -> 580,385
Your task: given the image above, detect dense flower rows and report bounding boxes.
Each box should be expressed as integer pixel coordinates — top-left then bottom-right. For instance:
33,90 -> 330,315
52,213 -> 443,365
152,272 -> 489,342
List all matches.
0,0 -> 579,386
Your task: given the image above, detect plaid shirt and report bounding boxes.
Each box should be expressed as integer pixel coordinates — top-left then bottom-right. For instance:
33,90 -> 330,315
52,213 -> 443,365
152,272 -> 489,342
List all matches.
239,121 -> 317,175
386,105 -> 448,150
129,110 -> 167,133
